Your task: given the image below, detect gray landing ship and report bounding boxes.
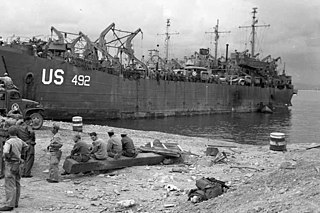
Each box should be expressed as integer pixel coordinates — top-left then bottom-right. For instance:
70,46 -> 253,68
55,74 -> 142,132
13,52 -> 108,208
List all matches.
0,8 -> 295,121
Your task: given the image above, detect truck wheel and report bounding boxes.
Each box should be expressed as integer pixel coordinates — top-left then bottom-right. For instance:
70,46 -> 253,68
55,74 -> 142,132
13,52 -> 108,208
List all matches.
30,112 -> 44,130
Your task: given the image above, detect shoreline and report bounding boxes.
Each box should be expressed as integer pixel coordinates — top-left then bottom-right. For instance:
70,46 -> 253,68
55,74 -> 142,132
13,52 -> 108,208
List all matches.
0,120 -> 319,212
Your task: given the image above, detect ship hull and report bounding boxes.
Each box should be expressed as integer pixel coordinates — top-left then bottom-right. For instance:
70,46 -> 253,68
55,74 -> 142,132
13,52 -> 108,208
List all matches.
0,46 -> 294,121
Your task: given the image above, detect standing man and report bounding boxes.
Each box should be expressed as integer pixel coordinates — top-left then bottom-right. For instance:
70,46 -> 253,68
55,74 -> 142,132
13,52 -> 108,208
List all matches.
16,117 -> 36,178
46,124 -> 63,183
0,121 -> 8,179
89,132 -> 108,160
0,133 -> 4,179
121,133 -> 138,157
107,130 -> 122,159
0,126 -> 28,211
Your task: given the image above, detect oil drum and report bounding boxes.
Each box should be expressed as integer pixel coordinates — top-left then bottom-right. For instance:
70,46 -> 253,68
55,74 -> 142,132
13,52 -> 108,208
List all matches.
72,116 -> 83,132
269,132 -> 286,151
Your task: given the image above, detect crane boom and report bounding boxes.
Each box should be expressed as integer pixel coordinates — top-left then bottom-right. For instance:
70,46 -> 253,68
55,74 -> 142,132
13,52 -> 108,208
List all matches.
50,26 -> 64,44
67,35 -> 82,54
96,23 -> 116,60
120,28 -> 148,72
98,23 -> 115,47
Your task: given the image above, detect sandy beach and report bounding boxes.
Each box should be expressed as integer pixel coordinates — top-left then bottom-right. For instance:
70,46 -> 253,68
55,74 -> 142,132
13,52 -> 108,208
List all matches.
1,120 -> 319,213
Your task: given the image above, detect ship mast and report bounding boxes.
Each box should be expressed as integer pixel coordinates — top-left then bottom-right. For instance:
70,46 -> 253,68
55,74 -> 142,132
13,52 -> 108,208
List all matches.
239,7 -> 270,56
157,19 -> 179,61
206,19 -> 230,65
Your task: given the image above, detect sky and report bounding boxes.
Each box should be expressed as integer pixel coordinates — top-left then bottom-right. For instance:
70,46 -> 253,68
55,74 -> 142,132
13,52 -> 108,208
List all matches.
0,0 -> 319,85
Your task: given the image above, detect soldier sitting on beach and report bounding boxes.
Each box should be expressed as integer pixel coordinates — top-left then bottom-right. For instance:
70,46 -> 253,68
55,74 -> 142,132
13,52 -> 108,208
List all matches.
61,134 -> 90,175
69,134 -> 90,162
89,132 -> 108,160
121,133 -> 138,157
107,130 -> 122,159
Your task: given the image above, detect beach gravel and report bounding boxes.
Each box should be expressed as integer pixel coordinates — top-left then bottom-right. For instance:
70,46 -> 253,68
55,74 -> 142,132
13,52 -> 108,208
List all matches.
1,120 -> 319,213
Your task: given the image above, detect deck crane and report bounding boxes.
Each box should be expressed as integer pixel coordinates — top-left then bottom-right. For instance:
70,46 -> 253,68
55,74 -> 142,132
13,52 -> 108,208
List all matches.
261,55 -> 271,62
79,31 -> 122,68
46,26 -> 70,53
119,28 -> 148,72
78,31 -> 99,60
97,23 -> 116,61
50,26 -> 65,44
67,35 -> 82,55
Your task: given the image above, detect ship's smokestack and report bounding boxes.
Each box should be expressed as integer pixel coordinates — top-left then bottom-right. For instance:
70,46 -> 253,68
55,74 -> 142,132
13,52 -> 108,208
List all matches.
226,44 -> 229,61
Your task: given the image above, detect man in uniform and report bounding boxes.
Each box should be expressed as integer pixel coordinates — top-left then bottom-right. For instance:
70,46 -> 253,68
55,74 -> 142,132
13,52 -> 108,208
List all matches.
107,130 -> 122,159
46,123 -> 63,183
0,126 -> 28,211
16,117 -> 36,178
121,133 -> 138,157
0,134 -> 4,179
0,117 -> 17,179
61,134 -> 90,175
89,132 -> 108,160
68,134 -> 90,162
0,119 -> 8,179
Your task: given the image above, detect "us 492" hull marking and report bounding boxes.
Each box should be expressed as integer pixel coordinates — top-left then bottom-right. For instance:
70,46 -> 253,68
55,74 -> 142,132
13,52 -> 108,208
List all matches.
42,69 -> 91,86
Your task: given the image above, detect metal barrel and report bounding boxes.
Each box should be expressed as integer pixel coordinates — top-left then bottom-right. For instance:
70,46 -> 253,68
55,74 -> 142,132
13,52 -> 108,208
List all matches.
269,132 -> 286,151
72,116 -> 83,132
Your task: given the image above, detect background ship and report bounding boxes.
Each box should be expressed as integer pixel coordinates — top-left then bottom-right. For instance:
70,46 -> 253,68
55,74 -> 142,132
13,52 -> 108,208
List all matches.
0,8 -> 295,121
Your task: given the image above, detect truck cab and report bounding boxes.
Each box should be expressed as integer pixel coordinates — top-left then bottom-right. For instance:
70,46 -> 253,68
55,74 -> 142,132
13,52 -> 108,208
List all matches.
0,88 -> 44,129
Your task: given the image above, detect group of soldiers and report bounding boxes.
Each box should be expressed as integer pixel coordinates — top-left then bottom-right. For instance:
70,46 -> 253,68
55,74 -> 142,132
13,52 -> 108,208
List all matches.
60,129 -> 138,176
46,127 -> 139,181
0,116 -> 35,178
0,115 -> 35,211
90,130 -> 138,159
0,119 -> 138,211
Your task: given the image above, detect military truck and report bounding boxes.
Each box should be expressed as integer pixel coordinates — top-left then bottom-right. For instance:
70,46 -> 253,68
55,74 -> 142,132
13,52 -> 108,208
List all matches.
0,88 -> 44,129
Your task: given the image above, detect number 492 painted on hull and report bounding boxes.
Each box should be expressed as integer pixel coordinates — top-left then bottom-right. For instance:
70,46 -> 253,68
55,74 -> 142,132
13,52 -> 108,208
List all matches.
72,75 -> 90,86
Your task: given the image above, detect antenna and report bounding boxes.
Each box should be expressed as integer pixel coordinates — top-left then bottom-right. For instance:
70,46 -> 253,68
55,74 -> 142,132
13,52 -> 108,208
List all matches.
239,7 -> 270,56
206,19 -> 230,65
157,19 -> 179,61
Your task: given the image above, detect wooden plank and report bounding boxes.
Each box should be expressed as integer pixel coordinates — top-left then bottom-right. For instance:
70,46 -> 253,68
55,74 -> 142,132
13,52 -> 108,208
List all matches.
138,146 -> 181,158
207,144 -> 238,148
163,142 -> 184,152
306,145 -> 320,150
63,152 -> 166,174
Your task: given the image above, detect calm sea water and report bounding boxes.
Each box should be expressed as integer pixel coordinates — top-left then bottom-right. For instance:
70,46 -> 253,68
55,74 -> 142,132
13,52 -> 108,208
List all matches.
102,90 -> 319,145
